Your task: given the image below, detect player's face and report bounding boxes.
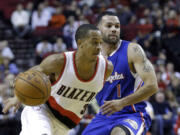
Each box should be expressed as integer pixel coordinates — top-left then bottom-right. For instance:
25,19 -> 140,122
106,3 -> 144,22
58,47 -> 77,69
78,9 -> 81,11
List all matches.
82,30 -> 102,59
98,15 -> 120,45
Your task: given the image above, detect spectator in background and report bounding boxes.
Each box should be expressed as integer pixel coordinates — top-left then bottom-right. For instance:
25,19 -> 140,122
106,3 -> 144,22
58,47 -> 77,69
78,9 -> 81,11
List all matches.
25,1 -> 34,24
11,3 -> 31,38
161,62 -> 178,86
151,91 -> 175,135
174,107 -> 180,135
77,15 -> 89,25
31,3 -> 51,29
35,38 -> 53,64
156,51 -> 167,66
63,1 -> 78,19
165,89 -> 179,115
42,0 -> 56,15
0,56 -> 19,82
118,5 -> 133,26
53,37 -> 67,53
63,16 -> 80,49
49,7 -> 66,28
0,40 -> 14,60
157,72 -> 167,91
0,74 -> 21,135
79,0 -> 95,7
171,75 -> 180,104
0,40 -> 17,82
81,4 -> 93,16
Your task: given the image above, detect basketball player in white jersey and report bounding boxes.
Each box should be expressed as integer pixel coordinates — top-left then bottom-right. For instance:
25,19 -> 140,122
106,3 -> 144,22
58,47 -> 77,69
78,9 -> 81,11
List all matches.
2,24 -> 113,135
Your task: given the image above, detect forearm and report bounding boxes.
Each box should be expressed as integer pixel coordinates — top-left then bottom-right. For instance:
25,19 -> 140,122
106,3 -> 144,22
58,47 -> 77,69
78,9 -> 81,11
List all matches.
29,65 -> 42,71
120,84 -> 158,107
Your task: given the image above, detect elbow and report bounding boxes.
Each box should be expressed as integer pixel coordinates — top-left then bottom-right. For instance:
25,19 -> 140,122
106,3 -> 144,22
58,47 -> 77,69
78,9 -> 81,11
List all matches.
148,83 -> 158,95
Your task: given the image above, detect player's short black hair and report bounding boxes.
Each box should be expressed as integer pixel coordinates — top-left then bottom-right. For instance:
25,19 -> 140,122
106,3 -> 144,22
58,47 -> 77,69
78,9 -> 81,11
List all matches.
75,24 -> 99,42
96,11 -> 119,25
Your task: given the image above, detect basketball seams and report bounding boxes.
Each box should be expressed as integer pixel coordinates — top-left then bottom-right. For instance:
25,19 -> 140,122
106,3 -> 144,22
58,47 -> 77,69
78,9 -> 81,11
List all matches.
15,88 -> 44,99
16,76 -> 45,97
32,70 -> 50,99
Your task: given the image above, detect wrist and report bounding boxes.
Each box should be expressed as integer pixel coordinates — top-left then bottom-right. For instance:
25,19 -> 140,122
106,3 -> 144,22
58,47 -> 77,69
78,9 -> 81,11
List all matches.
118,99 -> 126,108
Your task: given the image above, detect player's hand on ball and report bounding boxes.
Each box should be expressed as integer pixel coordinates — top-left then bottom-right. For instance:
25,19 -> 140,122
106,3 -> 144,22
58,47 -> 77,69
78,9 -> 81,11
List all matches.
2,96 -> 21,114
100,100 -> 124,116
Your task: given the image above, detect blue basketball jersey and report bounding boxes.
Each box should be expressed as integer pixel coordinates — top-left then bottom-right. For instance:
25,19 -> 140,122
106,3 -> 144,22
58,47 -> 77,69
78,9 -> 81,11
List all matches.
96,40 -> 148,115
82,40 -> 152,135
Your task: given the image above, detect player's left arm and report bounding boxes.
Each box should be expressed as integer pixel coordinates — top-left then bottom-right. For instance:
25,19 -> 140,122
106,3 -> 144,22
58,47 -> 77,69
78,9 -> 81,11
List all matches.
101,43 -> 158,116
121,43 -> 158,104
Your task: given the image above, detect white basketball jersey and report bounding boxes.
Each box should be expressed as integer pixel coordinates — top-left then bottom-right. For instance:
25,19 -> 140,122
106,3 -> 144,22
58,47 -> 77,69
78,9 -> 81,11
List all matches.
46,51 -> 107,129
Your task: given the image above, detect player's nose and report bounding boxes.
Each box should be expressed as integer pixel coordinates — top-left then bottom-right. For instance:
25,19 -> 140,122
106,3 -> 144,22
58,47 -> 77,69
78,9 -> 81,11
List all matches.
112,29 -> 116,34
111,26 -> 117,33
96,46 -> 100,52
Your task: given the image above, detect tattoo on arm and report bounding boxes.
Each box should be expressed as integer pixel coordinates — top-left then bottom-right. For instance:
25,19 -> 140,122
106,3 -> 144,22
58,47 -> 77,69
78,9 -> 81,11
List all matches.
133,46 -> 153,72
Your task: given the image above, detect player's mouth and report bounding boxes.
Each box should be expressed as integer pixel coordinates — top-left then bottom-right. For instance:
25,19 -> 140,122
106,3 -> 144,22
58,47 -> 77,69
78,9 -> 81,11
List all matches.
109,35 -> 118,39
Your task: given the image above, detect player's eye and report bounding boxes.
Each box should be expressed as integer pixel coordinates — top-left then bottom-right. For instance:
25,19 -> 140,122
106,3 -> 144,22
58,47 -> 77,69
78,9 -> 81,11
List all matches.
115,25 -> 120,28
107,24 -> 112,28
93,41 -> 101,45
94,41 -> 98,45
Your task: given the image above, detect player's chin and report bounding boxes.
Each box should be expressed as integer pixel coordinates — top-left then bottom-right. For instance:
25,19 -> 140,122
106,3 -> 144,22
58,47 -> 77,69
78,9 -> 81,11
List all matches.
108,38 -> 119,44
93,52 -> 99,56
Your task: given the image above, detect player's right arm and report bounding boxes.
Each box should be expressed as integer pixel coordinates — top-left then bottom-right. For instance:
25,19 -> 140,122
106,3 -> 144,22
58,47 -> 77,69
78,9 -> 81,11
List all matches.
2,53 -> 65,114
31,53 -> 65,77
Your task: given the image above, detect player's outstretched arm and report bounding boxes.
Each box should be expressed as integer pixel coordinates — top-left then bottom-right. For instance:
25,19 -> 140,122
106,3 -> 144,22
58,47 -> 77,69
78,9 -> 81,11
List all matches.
2,96 -> 21,113
2,53 -> 65,114
101,43 -> 158,116
31,53 -> 65,76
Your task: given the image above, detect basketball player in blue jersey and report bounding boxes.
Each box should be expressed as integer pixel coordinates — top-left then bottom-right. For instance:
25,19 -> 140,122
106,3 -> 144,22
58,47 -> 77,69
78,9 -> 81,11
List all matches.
82,11 -> 158,135
2,24 -> 113,135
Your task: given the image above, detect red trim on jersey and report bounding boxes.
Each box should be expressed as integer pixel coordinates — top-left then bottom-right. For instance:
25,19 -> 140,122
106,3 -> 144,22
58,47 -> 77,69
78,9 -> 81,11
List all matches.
131,105 -> 136,112
140,112 -> 145,123
73,51 -> 99,82
48,96 -> 81,124
135,81 -> 143,91
131,81 -> 143,112
140,112 -> 145,132
51,53 -> 66,86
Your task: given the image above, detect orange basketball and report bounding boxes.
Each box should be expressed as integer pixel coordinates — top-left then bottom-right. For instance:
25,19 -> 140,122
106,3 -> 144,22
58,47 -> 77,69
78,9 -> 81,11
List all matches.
14,70 -> 51,106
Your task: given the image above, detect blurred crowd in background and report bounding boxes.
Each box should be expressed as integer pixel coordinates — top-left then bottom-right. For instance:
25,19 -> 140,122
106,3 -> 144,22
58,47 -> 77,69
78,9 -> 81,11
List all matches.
0,0 -> 180,135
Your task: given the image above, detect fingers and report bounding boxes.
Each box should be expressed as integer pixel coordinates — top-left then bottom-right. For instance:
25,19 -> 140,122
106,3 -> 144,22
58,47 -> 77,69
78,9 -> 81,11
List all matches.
101,101 -> 111,110
106,110 -> 115,116
101,107 -> 112,115
100,101 -> 114,116
14,103 -> 20,113
3,99 -> 9,105
2,101 -> 14,114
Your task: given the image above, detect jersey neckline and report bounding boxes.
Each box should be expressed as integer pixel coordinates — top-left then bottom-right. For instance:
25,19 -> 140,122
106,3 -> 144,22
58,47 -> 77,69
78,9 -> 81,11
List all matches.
73,51 -> 99,82
109,40 -> 122,56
